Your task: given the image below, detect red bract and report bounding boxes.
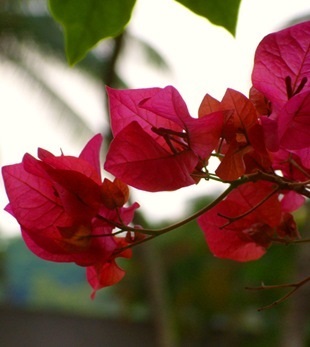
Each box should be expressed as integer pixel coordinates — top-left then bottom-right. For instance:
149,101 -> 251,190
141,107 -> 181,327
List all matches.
252,21 -> 310,174
104,85 -> 224,191
198,181 -> 300,262
270,148 -> 310,183
252,21 -> 310,112
199,88 -> 272,181
2,134 -> 139,297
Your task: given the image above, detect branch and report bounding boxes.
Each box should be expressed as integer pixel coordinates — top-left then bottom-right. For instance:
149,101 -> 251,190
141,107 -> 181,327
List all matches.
218,185 -> 280,229
245,276 -> 310,311
249,171 -> 310,198
97,170 -> 309,252
108,182 -> 243,253
272,237 -> 310,245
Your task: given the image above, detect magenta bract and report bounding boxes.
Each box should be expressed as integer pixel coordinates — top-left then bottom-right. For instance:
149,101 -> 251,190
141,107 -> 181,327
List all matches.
105,85 -> 223,191
2,134 -> 138,296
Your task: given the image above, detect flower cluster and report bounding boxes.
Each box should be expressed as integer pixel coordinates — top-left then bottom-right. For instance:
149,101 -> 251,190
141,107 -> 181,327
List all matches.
2,21 -> 310,296
104,21 -> 310,261
2,134 -> 139,298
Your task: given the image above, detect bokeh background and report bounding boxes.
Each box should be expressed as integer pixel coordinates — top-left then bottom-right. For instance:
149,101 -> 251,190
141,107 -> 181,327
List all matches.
1,0 -> 310,346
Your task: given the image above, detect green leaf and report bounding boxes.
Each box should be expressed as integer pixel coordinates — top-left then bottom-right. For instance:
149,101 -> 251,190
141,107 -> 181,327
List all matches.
174,0 -> 242,36
48,0 -> 136,65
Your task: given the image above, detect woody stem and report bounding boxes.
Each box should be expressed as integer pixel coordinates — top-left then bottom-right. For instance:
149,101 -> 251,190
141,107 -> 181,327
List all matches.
113,182 -> 242,253
245,276 -> 310,311
218,186 -> 280,229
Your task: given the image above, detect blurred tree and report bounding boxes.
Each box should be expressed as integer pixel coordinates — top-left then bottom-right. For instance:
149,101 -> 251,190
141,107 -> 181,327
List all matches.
279,202 -> 310,347
1,0 -> 94,138
0,0 -> 169,140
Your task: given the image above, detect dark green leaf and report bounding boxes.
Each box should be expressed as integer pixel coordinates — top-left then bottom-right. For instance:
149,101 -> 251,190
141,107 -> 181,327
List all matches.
48,0 -> 136,65
175,0 -> 242,36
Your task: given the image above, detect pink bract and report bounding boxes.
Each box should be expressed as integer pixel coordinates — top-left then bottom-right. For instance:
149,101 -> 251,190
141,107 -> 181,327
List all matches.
252,20 -> 310,175
2,134 -> 139,297
198,181 -> 299,261
105,85 -> 224,191
252,21 -> 310,112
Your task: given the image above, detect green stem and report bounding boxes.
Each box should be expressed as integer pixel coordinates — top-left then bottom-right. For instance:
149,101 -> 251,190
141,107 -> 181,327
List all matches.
115,182 -> 237,252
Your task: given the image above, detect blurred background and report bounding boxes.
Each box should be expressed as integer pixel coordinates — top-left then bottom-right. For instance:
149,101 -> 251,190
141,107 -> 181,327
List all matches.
1,0 -> 310,346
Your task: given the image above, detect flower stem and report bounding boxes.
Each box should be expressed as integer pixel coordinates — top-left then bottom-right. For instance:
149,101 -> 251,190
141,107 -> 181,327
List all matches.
115,182 -> 240,252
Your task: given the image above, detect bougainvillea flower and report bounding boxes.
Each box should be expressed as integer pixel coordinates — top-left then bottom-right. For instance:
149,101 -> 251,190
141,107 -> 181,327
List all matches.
198,181 -> 300,262
252,21 -> 310,112
2,134 -> 139,297
104,85 -> 224,191
270,148 -> 310,182
249,88 -> 310,179
251,21 -> 310,168
199,88 -> 272,181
